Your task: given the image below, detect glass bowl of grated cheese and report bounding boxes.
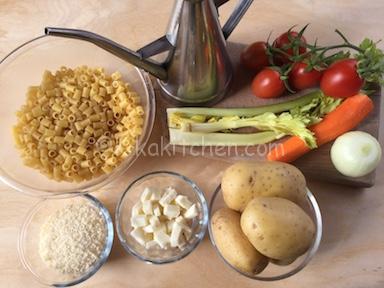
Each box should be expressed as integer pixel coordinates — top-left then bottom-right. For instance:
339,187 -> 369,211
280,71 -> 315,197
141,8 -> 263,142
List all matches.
0,35 -> 155,198
18,194 -> 114,286
116,171 -> 209,264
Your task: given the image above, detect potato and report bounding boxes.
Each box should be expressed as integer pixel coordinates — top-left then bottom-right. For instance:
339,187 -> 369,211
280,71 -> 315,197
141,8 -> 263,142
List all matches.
211,208 -> 268,274
269,257 -> 297,266
240,197 -> 315,260
222,161 -> 307,211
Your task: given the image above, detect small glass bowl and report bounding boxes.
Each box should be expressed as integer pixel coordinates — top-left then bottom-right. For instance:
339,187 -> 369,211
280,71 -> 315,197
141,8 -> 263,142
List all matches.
208,185 -> 322,281
18,194 -> 114,287
116,171 -> 209,264
0,35 -> 155,198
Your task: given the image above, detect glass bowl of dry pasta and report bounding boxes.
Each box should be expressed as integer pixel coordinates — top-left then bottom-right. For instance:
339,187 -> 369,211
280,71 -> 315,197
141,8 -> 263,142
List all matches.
0,36 -> 155,197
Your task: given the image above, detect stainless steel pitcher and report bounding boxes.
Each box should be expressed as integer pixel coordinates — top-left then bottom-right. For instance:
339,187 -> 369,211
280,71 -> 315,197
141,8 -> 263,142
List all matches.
45,0 -> 253,105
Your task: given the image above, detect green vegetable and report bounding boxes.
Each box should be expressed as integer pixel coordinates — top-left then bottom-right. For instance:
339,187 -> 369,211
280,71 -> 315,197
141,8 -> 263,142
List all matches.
172,112 -> 316,147
167,90 -> 341,147
169,130 -> 283,146
355,38 -> 384,85
167,90 -> 320,118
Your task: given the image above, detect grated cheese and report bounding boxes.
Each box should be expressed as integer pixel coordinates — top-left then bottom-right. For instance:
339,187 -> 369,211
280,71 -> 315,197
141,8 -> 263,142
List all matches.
39,203 -> 107,275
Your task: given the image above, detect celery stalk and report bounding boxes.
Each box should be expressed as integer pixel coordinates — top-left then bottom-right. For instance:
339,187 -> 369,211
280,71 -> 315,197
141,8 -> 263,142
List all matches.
177,112 -> 316,148
169,129 -> 284,146
167,90 -> 322,117
167,90 -> 342,148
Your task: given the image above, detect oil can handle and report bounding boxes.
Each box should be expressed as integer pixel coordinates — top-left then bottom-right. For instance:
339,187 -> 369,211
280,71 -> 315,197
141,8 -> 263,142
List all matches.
221,0 -> 254,39
214,0 -> 230,7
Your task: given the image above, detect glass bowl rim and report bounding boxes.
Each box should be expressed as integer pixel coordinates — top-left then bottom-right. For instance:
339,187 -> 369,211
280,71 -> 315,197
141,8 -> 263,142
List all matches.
115,170 -> 209,264
0,35 -> 156,198
17,193 -> 114,287
208,185 -> 323,281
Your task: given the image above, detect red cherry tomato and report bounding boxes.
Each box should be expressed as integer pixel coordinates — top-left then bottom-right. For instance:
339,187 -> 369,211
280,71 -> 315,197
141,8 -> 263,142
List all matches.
288,62 -> 323,91
273,31 -> 307,65
251,68 -> 285,98
320,59 -> 364,98
240,41 -> 270,72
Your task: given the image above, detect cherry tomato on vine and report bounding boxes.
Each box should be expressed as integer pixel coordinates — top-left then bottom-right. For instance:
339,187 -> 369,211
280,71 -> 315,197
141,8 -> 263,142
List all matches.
288,62 -> 323,91
320,59 -> 364,98
273,31 -> 307,65
240,41 -> 270,72
251,68 -> 285,98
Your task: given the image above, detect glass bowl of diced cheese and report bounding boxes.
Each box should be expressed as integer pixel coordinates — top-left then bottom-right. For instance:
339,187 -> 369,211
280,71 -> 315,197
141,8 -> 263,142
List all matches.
115,171 -> 209,264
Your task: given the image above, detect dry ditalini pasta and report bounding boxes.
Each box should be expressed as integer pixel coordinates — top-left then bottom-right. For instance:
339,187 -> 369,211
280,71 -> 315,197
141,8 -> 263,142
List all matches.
13,66 -> 144,182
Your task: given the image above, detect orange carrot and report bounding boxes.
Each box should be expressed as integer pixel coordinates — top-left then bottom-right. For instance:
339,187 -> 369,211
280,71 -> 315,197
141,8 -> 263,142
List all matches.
267,94 -> 374,163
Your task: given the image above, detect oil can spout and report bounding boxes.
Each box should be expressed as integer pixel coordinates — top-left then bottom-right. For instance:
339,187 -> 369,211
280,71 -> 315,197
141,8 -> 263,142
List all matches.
45,27 -> 168,81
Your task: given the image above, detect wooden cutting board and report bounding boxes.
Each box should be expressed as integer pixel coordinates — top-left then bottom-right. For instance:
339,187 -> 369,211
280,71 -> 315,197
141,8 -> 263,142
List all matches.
157,42 -> 382,187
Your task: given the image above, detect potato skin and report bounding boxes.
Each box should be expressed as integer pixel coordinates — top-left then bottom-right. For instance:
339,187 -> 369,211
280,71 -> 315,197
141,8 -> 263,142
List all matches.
211,208 -> 268,274
269,257 -> 297,266
221,161 -> 307,211
240,197 -> 315,260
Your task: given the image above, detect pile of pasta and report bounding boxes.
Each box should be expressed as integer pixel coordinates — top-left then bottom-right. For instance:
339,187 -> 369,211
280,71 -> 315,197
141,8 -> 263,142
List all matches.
13,66 -> 144,182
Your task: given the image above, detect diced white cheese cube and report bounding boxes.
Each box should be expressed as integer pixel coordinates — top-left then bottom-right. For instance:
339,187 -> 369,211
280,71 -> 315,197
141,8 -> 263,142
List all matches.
130,228 -> 146,246
167,220 -> 175,234
175,216 -> 192,233
149,216 -> 161,230
130,186 -> 197,251
143,225 -> 154,234
142,200 -> 153,215
165,186 -> 177,194
157,222 -> 167,233
153,205 -> 162,217
175,195 -> 193,210
150,189 -> 162,201
140,187 -> 153,203
145,240 -> 158,250
183,228 -> 192,241
170,222 -> 183,247
178,234 -> 187,249
131,202 -> 143,217
154,230 -> 170,248
175,216 -> 187,225
159,187 -> 177,207
131,215 -> 148,228
184,204 -> 198,219
182,224 -> 192,234
174,216 -> 192,239
163,204 -> 180,219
